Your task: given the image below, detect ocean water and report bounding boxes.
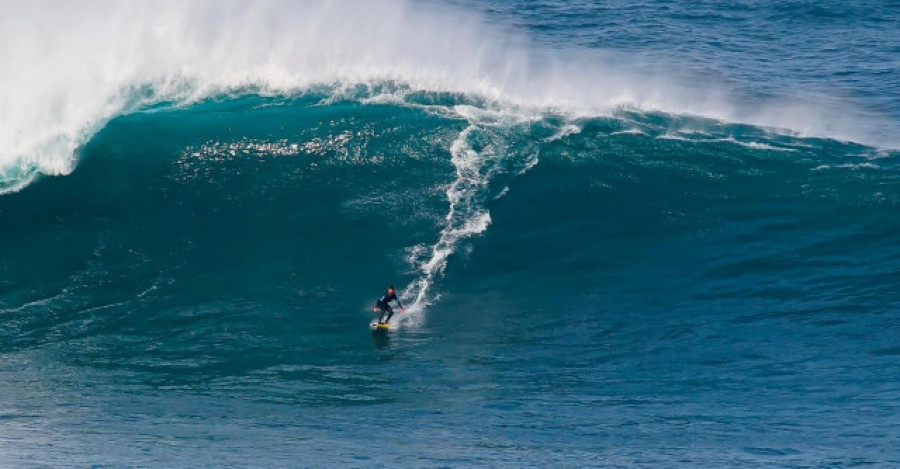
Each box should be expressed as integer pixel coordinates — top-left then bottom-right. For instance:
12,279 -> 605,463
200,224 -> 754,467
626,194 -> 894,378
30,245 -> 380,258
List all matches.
1,0 -> 899,467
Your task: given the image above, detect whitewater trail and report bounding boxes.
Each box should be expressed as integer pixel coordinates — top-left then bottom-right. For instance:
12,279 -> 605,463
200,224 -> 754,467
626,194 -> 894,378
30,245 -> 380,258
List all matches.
398,107 -> 541,326
400,124 -> 490,323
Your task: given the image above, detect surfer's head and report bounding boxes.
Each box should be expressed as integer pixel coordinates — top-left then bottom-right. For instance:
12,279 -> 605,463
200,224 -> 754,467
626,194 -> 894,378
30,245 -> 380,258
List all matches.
388,286 -> 395,294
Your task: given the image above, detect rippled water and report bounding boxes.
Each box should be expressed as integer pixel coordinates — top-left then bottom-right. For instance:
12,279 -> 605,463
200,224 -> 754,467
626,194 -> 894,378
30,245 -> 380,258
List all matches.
1,1 -> 899,467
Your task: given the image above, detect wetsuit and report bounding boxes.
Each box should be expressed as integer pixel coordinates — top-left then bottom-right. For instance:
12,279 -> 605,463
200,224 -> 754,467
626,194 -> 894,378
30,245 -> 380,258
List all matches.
376,291 -> 403,324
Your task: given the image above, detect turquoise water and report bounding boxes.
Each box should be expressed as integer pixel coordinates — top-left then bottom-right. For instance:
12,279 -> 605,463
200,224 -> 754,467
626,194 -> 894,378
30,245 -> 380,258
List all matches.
1,1 -> 899,467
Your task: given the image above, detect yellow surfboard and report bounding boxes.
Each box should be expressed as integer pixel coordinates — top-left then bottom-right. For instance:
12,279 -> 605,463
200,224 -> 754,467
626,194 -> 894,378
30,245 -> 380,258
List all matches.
369,321 -> 392,331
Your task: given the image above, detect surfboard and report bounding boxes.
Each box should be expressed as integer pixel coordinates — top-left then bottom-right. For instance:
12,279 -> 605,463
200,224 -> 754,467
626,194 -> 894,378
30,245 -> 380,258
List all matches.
369,321 -> 392,332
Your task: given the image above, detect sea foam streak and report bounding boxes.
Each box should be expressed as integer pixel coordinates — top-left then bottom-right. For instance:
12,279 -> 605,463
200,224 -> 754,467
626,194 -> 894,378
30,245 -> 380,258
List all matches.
400,125 -> 493,322
2,0 -> 896,195
399,106 -> 541,323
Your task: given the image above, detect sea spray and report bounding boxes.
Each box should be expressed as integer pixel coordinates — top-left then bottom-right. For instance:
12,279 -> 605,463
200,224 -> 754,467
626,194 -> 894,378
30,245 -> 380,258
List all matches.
3,0 -> 893,195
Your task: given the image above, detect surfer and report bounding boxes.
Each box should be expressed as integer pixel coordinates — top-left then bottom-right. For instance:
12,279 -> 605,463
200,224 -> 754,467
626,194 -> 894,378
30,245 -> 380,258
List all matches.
373,286 -> 404,324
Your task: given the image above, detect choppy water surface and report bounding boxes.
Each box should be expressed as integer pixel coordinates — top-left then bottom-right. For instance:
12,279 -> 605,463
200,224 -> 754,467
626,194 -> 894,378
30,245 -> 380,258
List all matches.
1,1 -> 899,466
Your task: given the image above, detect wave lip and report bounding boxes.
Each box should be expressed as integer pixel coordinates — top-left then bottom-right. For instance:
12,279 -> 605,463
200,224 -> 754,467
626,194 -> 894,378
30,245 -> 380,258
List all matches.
2,0 -> 898,193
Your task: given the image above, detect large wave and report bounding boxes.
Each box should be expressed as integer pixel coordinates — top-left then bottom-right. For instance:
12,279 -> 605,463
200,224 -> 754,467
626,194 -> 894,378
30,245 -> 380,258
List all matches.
2,0 -> 897,196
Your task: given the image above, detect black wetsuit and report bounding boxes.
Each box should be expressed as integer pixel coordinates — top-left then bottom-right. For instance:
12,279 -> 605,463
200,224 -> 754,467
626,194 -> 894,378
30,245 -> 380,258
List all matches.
376,291 -> 403,324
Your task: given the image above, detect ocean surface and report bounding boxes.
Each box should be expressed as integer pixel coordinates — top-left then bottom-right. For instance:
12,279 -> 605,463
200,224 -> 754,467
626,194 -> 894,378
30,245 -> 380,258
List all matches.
1,1 -> 899,467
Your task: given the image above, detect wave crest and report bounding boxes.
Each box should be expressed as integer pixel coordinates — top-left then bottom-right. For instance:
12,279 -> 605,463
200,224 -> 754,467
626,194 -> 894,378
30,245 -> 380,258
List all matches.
1,0 -> 895,194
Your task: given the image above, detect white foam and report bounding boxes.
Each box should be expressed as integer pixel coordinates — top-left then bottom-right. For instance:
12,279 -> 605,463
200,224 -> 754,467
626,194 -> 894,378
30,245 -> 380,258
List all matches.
609,128 -> 647,136
0,162 -> 39,196
545,124 -> 583,142
2,0 -> 896,193
395,98 -> 550,322
813,162 -> 884,171
656,133 -> 799,152
399,124 -> 493,324
728,139 -> 798,152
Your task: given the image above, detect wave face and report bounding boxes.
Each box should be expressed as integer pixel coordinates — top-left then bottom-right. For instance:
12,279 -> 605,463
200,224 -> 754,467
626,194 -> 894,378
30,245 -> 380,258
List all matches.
1,1 -> 900,466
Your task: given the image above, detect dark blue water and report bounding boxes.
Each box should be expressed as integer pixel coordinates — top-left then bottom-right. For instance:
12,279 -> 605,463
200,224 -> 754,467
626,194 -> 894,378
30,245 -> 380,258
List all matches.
1,1 -> 899,467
